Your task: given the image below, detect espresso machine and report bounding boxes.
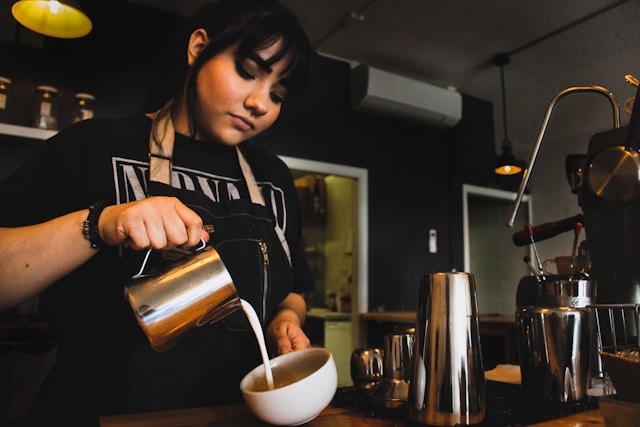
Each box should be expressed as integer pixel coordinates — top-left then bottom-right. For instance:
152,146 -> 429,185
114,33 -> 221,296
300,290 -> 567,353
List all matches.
577,122 -> 640,304
509,80 -> 640,305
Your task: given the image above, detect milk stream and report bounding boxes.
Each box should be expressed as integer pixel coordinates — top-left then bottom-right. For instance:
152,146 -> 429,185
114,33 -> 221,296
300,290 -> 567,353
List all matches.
241,299 -> 275,390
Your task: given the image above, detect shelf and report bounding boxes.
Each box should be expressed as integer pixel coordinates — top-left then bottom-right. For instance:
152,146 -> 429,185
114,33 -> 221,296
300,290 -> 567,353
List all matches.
360,311 -> 515,325
0,123 -> 57,140
307,310 -> 351,321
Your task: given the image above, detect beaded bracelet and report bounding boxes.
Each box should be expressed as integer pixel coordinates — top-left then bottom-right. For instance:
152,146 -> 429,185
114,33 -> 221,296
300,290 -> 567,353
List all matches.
82,201 -> 108,249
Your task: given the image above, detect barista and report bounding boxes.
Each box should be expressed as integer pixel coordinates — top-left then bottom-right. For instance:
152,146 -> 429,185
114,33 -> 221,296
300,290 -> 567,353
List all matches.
0,0 -> 315,417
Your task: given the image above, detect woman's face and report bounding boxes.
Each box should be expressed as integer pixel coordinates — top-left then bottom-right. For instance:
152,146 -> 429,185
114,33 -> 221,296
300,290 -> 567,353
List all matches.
190,37 -> 290,145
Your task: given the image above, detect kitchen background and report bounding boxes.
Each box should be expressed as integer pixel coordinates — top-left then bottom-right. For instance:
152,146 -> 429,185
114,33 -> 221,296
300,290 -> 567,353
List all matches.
0,0 -> 638,411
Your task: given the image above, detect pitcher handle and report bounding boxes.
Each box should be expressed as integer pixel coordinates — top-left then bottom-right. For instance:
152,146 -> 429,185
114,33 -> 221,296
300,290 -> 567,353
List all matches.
131,238 -> 207,280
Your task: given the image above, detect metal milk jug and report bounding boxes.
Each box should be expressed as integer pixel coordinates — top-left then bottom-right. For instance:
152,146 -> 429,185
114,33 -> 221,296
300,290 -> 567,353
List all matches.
516,306 -> 591,401
124,243 -> 242,352
409,272 -> 486,426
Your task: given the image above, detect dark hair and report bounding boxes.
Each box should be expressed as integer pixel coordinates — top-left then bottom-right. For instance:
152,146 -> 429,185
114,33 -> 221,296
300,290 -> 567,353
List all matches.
189,0 -> 312,94
146,0 -> 313,124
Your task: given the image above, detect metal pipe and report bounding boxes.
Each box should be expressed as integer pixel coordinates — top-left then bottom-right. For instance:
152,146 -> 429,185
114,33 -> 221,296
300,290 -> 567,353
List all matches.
507,86 -> 621,227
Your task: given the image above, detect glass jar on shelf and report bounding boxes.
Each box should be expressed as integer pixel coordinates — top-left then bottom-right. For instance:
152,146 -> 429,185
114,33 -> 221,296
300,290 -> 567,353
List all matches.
0,76 -> 11,124
72,92 -> 96,123
32,85 -> 60,130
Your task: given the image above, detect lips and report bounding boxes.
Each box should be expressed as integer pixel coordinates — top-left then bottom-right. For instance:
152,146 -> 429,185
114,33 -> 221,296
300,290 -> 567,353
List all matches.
230,114 -> 254,132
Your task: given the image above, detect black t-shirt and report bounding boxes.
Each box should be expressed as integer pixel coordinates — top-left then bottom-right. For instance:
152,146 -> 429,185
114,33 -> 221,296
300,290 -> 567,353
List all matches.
0,115 -> 314,416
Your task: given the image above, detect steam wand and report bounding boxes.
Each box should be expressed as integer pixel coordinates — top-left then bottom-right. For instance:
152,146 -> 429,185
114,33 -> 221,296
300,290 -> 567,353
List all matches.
523,255 -> 541,283
525,224 -> 545,281
506,86 -> 620,227
569,222 -> 583,278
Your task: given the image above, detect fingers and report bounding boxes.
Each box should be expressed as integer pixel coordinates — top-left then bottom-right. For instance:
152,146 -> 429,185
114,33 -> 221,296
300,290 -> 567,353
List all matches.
291,333 -> 312,351
283,333 -> 311,353
173,201 -> 206,248
99,197 -> 204,250
268,322 -> 311,355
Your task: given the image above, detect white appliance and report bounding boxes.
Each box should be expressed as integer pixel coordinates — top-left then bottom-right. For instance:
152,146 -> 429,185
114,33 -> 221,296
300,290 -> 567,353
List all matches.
350,64 -> 462,128
324,319 -> 352,387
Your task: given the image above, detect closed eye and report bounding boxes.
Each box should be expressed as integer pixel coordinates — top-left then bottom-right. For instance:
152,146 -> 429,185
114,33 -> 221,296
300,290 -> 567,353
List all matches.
235,60 -> 254,80
270,92 -> 285,104
236,58 -> 287,104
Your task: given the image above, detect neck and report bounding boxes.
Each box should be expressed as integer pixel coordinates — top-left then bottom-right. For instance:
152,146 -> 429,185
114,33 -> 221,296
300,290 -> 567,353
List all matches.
149,97 -> 191,138
172,99 -> 191,136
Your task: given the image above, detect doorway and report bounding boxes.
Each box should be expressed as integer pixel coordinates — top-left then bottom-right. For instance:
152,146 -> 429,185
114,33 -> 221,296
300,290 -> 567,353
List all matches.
280,156 -> 368,385
280,156 -> 368,315
463,184 -> 532,315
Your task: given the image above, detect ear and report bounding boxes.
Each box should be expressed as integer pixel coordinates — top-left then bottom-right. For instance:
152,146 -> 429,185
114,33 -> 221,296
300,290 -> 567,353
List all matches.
187,29 -> 209,65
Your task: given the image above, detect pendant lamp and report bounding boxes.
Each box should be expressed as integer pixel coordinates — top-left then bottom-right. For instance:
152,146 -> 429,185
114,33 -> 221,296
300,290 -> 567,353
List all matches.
493,52 -> 523,176
12,0 -> 92,39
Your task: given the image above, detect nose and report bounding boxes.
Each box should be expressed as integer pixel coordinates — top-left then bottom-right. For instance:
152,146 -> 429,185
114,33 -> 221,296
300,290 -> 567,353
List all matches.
244,85 -> 270,116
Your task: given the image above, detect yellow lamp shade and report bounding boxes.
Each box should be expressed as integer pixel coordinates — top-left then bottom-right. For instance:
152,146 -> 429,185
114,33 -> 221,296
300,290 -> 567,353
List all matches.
495,163 -> 522,176
12,0 -> 92,39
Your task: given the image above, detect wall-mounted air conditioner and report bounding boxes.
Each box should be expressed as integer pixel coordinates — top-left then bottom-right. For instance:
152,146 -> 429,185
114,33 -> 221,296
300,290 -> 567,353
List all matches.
350,65 -> 462,128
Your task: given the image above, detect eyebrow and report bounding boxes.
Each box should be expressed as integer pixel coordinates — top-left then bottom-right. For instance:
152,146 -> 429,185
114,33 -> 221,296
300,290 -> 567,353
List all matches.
247,52 -> 273,74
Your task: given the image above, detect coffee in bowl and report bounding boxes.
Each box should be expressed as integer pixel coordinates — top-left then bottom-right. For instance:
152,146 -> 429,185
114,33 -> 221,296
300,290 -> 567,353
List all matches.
240,347 -> 337,425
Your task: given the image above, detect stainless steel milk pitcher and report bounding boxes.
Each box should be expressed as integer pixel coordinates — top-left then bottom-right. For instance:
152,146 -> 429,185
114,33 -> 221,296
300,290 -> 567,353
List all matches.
409,272 -> 486,426
369,328 -> 415,408
516,306 -> 591,402
124,244 -> 242,352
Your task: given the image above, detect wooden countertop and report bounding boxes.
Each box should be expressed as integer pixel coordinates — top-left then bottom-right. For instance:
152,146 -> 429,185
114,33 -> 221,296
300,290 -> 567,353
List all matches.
530,409 -> 604,426
99,404 -> 604,426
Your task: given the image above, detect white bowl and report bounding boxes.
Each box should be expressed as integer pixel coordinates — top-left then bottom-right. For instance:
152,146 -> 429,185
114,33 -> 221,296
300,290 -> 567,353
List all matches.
240,347 -> 337,426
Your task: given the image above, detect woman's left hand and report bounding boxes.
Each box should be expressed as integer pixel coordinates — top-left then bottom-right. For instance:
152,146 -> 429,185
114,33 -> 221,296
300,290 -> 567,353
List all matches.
266,293 -> 311,355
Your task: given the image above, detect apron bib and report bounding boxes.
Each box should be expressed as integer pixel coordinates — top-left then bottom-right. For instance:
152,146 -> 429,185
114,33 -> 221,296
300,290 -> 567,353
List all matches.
145,114 -> 293,330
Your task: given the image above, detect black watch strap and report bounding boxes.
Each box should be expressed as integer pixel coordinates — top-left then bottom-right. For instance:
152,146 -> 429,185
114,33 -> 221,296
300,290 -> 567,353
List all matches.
82,201 -> 108,249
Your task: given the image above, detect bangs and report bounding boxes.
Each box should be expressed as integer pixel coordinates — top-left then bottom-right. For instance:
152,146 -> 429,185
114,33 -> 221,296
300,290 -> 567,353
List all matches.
236,13 -> 312,95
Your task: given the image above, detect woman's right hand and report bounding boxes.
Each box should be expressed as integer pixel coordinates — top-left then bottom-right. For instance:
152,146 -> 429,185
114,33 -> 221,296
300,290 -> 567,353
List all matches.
0,196 -> 208,310
99,197 -> 209,251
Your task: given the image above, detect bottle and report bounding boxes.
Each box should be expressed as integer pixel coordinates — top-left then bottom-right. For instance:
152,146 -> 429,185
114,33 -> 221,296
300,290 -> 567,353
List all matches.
32,85 -> 60,130
72,92 -> 96,123
0,76 -> 11,124
337,292 -> 351,313
326,291 -> 337,311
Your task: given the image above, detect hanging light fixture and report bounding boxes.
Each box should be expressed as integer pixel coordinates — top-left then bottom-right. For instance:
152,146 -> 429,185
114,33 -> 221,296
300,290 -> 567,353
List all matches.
493,52 -> 523,176
12,0 -> 92,39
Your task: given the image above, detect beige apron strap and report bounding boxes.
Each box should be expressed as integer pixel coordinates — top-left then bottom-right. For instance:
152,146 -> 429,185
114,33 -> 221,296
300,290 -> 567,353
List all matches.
237,146 -> 291,265
148,113 -> 175,185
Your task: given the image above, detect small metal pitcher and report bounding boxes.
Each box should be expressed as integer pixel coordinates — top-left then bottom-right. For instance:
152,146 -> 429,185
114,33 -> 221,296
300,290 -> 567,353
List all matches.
541,277 -> 597,308
124,243 -> 241,352
369,327 -> 415,408
350,347 -> 384,388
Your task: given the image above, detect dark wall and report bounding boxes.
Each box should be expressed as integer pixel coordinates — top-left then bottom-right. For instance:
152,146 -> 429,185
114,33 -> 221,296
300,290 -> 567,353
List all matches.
0,4 -> 500,312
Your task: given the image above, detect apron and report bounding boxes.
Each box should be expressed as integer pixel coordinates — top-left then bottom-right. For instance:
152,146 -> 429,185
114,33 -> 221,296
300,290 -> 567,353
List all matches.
114,115 -> 295,409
